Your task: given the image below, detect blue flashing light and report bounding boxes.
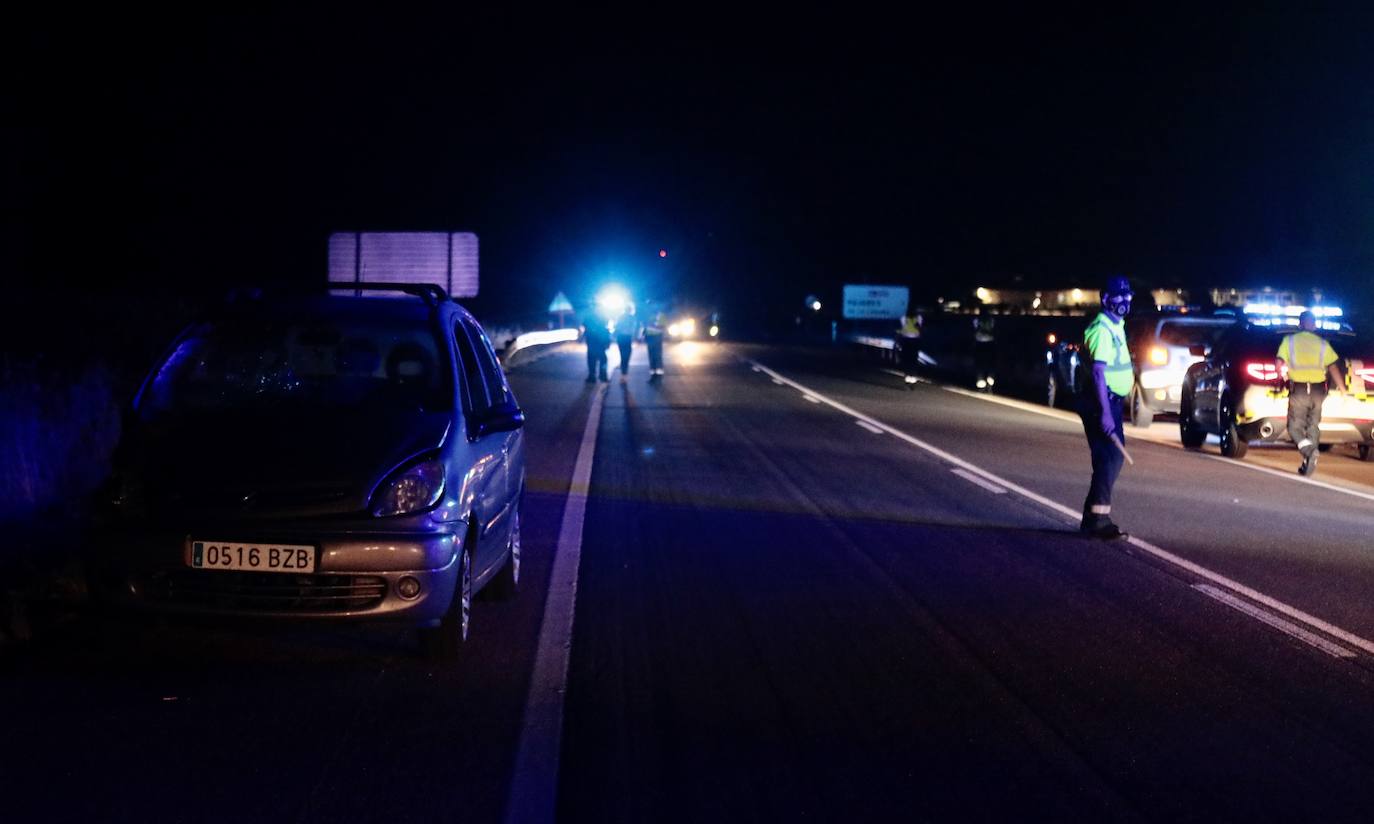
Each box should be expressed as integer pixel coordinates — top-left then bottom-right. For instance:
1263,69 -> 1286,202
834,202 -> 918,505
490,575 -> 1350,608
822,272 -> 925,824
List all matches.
596,285 -> 630,317
1242,302 -> 1343,318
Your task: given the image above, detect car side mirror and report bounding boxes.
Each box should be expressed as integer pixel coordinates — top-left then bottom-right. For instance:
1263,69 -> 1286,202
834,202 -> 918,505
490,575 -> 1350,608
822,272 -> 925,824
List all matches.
1189,344 -> 1208,357
471,404 -> 525,439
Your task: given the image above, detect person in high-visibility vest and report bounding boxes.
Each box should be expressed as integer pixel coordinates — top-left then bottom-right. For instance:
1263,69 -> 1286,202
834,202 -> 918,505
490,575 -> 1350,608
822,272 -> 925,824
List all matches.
1079,276 -> 1135,540
895,313 -> 922,389
644,308 -> 667,381
972,307 -> 997,391
1276,310 -> 1344,476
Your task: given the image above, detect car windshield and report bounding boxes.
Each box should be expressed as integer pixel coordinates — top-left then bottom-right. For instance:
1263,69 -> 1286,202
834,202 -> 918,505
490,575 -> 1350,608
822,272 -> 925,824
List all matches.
139,304 -> 452,419
1158,319 -> 1234,346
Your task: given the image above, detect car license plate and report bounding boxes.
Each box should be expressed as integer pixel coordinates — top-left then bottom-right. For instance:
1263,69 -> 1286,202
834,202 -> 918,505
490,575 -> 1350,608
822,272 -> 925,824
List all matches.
188,541 -> 316,573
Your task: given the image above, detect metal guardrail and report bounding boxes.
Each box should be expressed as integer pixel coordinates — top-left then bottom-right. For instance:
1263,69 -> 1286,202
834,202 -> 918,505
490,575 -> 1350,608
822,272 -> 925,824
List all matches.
845,333 -> 937,365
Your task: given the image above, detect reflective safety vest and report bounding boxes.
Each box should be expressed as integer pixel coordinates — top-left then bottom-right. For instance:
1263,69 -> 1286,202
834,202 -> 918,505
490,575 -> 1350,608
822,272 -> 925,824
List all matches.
898,316 -> 921,338
1278,331 -> 1338,384
1084,312 -> 1133,396
644,312 -> 666,337
974,317 -> 995,343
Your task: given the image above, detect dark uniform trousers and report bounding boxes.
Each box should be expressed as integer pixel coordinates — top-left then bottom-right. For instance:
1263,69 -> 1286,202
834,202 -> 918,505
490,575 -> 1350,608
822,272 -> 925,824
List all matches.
586,337 -> 609,380
898,336 -> 921,375
1287,382 -> 1327,457
646,333 -> 664,371
1079,391 -> 1125,527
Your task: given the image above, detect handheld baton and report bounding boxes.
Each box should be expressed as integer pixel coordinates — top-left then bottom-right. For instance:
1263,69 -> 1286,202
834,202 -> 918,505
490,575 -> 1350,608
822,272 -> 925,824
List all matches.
1109,433 -> 1135,466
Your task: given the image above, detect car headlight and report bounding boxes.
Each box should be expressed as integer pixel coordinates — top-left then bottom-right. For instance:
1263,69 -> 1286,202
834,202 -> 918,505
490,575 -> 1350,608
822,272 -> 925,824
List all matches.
372,458 -> 445,517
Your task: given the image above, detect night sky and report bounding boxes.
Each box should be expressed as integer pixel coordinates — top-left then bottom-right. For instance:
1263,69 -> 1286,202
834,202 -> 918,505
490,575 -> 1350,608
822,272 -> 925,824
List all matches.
9,7 -> 1374,324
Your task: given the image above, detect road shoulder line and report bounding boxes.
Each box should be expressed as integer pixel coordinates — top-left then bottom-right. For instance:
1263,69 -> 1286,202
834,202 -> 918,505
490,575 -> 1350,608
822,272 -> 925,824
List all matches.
505,384 -> 607,823
945,382 -> 1374,502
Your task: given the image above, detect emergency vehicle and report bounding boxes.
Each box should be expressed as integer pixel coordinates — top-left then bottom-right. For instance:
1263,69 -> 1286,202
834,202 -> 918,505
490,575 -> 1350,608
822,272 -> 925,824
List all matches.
1178,308 -> 1374,460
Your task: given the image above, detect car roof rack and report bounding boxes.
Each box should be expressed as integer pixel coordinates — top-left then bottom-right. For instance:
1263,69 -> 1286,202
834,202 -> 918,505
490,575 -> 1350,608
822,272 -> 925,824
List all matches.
324,282 -> 449,306
221,282 -> 451,308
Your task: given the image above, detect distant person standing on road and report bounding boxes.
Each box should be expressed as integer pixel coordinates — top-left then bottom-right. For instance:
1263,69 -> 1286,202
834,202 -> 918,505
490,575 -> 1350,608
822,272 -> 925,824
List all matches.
614,303 -> 638,383
1078,276 -> 1135,540
973,307 -> 997,391
1277,310 -> 1344,477
895,312 -> 922,389
644,308 -> 666,381
581,306 -> 611,383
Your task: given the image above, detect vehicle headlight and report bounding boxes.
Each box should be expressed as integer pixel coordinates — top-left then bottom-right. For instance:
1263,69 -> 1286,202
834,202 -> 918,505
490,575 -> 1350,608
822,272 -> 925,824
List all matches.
372,458 -> 445,517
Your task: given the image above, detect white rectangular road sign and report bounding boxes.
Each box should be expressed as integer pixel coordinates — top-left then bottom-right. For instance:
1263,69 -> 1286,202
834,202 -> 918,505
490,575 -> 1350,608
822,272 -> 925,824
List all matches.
842,284 -> 910,319
329,231 -> 480,298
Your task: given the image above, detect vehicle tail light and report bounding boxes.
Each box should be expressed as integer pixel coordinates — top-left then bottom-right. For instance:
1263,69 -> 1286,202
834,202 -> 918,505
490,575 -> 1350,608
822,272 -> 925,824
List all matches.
1149,346 -> 1168,365
1245,361 -> 1285,382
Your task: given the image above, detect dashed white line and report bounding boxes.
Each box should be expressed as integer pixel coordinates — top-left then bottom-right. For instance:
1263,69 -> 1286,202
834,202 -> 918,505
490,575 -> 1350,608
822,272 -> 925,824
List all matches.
771,378 -> 784,386
855,420 -> 884,435
505,383 -> 606,823
744,357 -> 1374,660
802,395 -> 821,404
952,468 -> 1007,494
1193,584 -> 1356,658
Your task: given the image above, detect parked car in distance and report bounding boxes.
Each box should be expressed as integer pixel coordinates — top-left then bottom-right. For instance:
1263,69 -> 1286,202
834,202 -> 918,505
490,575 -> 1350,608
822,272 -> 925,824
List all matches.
1179,321 -> 1374,460
1125,310 -> 1238,426
90,283 -> 526,659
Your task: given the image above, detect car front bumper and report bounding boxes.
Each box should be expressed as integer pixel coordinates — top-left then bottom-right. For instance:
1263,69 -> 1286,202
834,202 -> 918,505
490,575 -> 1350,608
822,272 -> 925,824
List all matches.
1137,368 -> 1187,415
92,525 -> 463,626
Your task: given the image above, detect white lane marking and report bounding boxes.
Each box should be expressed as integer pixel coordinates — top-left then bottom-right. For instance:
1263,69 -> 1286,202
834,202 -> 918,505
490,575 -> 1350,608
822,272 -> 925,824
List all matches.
952,468 -> 1007,494
751,366 -> 763,372
948,383 -> 1374,502
942,385 -> 1080,425
745,357 -> 1374,659
771,378 -> 784,386
506,383 -> 606,823
1193,584 -> 1356,659
803,394 -> 821,404
1193,449 -> 1374,504
855,419 -> 884,435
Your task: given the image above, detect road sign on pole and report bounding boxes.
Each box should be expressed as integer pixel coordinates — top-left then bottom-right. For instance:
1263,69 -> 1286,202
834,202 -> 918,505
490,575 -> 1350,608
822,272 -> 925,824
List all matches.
549,291 -> 574,327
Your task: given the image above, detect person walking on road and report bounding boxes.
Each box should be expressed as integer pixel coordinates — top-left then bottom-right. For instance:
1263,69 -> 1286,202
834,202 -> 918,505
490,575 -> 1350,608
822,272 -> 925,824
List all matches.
1078,276 -> 1135,540
613,303 -> 638,384
973,307 -> 997,391
1277,310 -> 1344,477
581,306 -> 611,383
895,312 -> 922,389
644,307 -> 666,382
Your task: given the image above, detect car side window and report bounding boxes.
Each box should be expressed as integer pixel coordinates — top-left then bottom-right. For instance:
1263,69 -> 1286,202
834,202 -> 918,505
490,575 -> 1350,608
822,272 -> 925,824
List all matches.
462,318 -> 514,410
452,319 -> 492,416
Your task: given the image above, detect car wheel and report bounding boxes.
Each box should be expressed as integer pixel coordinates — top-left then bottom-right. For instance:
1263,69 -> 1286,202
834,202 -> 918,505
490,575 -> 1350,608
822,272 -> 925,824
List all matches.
1046,371 -> 1058,409
1360,444 -> 1373,462
1318,443 -> 1333,453
486,503 -> 521,600
1218,397 -> 1248,460
420,539 -> 472,661
1179,387 -> 1205,449
1130,385 -> 1153,429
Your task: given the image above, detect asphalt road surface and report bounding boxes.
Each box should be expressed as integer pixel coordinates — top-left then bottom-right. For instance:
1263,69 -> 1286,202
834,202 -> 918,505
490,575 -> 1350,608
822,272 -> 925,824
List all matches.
7,340 -> 1374,822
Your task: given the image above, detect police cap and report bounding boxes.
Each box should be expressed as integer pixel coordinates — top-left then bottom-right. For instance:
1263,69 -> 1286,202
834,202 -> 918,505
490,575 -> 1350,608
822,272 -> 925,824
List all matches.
1101,276 -> 1133,298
